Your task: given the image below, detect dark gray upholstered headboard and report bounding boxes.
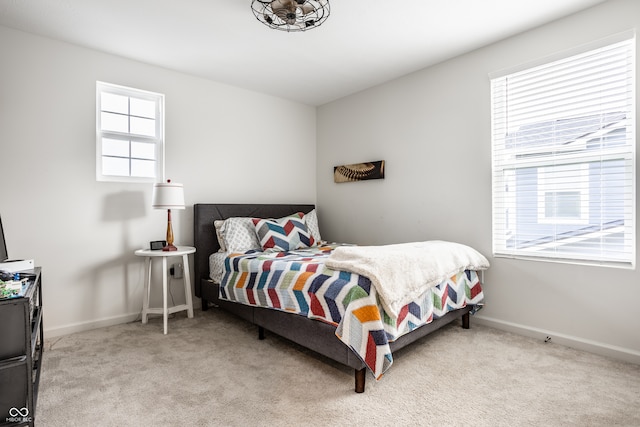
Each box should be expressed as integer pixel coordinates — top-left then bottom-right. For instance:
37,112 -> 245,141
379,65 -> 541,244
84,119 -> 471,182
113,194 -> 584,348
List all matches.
193,203 -> 315,298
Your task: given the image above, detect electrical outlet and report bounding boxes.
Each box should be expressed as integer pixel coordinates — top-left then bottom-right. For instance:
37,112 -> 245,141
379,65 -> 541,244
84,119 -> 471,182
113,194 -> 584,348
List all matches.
171,263 -> 183,279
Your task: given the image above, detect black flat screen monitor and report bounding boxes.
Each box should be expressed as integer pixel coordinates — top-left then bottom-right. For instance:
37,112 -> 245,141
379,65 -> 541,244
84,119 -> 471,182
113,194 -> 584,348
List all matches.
0,215 -> 8,262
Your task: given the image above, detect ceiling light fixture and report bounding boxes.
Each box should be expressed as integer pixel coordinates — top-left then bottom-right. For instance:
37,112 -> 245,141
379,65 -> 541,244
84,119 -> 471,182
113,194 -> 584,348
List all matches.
251,0 -> 330,32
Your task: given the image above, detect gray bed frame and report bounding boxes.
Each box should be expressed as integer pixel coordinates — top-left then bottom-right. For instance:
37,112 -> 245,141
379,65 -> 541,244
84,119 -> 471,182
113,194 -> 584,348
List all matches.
193,203 -> 473,393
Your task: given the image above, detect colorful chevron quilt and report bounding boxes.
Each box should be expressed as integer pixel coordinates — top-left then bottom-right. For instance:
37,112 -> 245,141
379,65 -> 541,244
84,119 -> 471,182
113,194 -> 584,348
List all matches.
219,244 -> 484,379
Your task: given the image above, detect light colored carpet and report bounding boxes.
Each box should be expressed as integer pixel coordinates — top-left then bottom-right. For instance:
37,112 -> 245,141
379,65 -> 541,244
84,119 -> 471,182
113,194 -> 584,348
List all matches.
38,308 -> 640,427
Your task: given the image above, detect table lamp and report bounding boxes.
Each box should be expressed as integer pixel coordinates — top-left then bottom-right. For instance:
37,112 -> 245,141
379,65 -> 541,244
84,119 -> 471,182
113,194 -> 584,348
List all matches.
152,180 -> 185,251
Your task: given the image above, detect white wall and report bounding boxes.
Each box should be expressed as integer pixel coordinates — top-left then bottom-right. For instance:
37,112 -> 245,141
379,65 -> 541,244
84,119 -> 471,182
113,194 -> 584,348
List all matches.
0,26 -> 316,336
317,0 -> 640,363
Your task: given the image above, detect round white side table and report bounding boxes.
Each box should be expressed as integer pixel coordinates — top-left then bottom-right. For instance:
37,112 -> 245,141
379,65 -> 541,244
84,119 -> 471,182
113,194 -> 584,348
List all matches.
134,246 -> 196,334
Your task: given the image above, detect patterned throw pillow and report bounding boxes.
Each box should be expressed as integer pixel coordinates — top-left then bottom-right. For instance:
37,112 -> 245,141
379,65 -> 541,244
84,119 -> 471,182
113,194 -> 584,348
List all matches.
252,213 -> 315,251
303,209 -> 322,243
213,220 -> 227,252
221,217 -> 262,252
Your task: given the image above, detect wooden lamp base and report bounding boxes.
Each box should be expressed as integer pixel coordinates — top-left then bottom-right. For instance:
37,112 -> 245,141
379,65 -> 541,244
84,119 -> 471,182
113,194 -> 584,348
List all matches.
163,209 -> 178,251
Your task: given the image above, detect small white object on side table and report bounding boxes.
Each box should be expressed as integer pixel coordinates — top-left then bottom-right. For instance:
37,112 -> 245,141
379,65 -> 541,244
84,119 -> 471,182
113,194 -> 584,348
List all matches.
134,245 -> 196,334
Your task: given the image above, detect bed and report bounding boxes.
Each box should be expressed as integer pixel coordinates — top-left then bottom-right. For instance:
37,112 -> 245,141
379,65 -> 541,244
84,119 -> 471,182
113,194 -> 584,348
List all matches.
193,203 -> 487,393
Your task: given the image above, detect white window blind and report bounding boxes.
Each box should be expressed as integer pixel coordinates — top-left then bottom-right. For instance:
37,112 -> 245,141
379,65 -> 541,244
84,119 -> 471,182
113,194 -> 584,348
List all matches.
491,37 -> 635,267
96,82 -> 165,183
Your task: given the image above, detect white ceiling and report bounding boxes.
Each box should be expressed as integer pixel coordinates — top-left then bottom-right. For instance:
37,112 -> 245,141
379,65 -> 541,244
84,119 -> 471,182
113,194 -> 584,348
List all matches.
0,0 -> 607,106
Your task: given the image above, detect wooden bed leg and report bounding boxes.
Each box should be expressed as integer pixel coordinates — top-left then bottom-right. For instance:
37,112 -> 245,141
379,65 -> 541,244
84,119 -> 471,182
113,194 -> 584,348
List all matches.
202,298 -> 209,311
258,326 -> 265,340
462,312 -> 470,329
355,368 -> 366,393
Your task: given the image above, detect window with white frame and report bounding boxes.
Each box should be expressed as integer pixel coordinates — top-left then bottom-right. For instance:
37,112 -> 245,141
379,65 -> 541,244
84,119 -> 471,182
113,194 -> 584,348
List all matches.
96,82 -> 164,182
491,36 -> 635,267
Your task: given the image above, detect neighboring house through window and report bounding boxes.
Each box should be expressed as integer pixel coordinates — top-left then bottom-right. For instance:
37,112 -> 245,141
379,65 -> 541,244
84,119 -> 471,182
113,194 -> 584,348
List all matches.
96,82 -> 165,182
491,36 -> 635,266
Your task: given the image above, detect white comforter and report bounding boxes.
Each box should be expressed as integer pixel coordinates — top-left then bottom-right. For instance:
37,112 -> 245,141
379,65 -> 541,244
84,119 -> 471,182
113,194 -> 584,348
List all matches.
326,240 -> 489,318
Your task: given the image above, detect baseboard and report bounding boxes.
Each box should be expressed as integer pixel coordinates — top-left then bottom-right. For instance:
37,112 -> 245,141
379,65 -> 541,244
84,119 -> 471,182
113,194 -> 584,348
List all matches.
474,315 -> 640,365
44,312 -> 142,339
43,296 -> 202,339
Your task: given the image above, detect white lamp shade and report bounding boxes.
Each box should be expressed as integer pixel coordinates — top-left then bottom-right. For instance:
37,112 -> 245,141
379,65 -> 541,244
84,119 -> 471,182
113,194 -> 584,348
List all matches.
152,182 -> 185,210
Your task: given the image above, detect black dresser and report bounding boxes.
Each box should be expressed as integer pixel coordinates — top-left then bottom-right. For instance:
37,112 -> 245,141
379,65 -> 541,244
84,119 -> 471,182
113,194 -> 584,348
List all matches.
0,268 -> 43,427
